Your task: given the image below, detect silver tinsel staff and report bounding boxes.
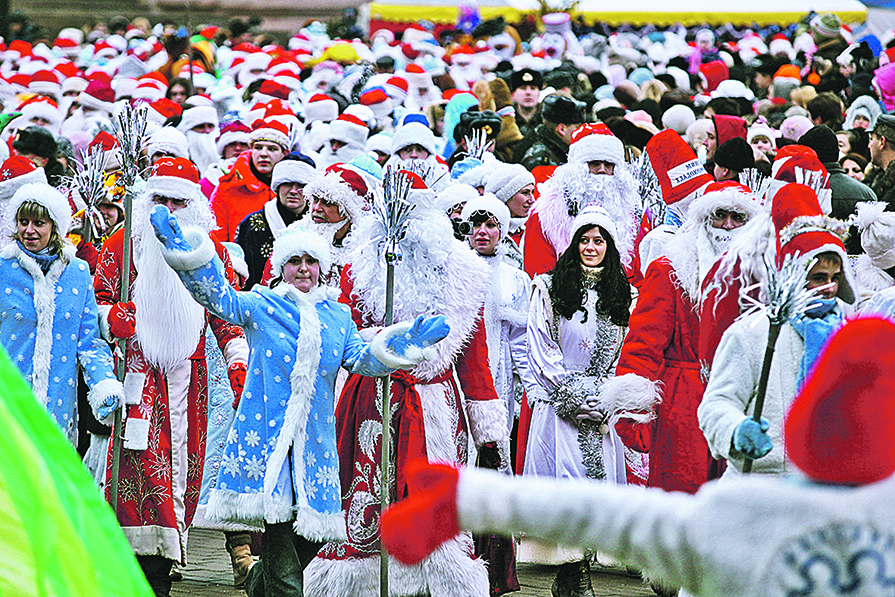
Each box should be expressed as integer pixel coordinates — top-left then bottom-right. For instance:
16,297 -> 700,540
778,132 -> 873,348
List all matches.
68,144 -> 108,244
109,101 -> 149,515
738,252 -> 824,473
464,127 -> 493,161
370,167 -> 415,597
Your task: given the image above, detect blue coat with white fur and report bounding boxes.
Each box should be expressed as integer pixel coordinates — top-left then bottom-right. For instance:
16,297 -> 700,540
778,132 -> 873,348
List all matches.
0,243 -> 120,443
162,228 -> 395,542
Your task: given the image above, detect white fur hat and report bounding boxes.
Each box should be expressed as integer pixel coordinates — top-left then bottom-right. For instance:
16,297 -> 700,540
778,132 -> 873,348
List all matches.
328,113 -> 370,148
303,164 -> 369,222
304,93 -> 339,124
856,201 -> 895,270
271,155 -> 318,192
687,182 -> 762,224
270,223 -> 331,276
484,163 -> 535,203
435,183 -> 479,214
177,105 -> 219,133
145,126 -> 189,159
390,122 -> 436,156
661,104 -> 696,136
0,157 -> 48,202
460,192 -> 511,242
567,123 -> 624,166
571,204 -> 618,248
5,182 -> 72,237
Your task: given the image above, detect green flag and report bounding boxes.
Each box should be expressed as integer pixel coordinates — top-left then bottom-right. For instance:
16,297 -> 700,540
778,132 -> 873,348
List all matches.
0,345 -> 152,597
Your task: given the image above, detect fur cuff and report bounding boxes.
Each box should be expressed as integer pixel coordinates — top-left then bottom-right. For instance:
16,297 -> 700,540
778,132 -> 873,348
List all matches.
370,321 -> 437,369
293,507 -> 348,543
97,304 -> 113,342
466,399 -> 510,447
123,417 -> 150,451
123,372 -> 146,406
596,373 -> 662,423
161,227 -> 216,271
88,378 -> 124,421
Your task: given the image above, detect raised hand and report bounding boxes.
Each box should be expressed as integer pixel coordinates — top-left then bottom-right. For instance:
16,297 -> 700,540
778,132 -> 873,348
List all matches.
733,416 -> 773,460
388,315 -> 451,356
149,204 -> 192,252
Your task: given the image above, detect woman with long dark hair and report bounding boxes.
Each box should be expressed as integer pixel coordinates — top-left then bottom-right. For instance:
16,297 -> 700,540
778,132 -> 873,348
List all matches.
523,205 -> 632,597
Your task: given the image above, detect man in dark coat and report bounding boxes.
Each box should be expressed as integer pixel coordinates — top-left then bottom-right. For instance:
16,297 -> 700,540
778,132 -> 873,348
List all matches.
517,94 -> 585,170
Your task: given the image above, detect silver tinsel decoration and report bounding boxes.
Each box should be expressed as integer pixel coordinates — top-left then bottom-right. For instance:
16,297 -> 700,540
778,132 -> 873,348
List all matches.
463,127 -> 494,161
741,253 -> 825,326
738,168 -> 771,203
793,166 -> 830,197
636,151 -> 665,227
369,167 -> 416,265
68,145 -> 109,240
114,102 -> 149,189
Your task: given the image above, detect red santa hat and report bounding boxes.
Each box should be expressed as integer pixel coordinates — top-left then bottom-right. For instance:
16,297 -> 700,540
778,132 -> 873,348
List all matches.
249,118 -> 291,150
89,130 -> 122,171
6,182 -> 73,236
52,36 -> 81,58
404,64 -> 430,89
61,76 -> 89,96
687,180 -> 763,225
785,317 -> 895,485
270,223 -> 332,276
385,75 -> 409,102
768,145 -> 831,211
699,60 -> 729,93
0,156 -> 48,202
145,156 -> 203,204
93,40 -> 119,60
328,113 -> 370,148
133,73 -> 168,102
304,93 -> 339,124
360,88 -> 393,119
303,163 -> 370,223
257,79 -> 292,101
643,129 -> 713,208
27,69 -> 62,100
147,97 -> 183,124
7,40 -> 33,61
215,120 -> 252,155
78,79 -> 116,115
567,123 -> 624,166
17,95 -> 63,131
771,183 -> 854,303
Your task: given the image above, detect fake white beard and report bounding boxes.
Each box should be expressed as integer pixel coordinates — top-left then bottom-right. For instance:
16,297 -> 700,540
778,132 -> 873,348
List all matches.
186,129 -> 221,175
60,108 -> 85,138
318,142 -> 364,168
131,203 -> 209,373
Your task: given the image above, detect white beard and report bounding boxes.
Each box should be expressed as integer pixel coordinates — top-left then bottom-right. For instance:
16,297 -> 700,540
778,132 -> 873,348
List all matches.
131,194 -> 215,373
317,142 -> 364,169
186,129 -> 221,175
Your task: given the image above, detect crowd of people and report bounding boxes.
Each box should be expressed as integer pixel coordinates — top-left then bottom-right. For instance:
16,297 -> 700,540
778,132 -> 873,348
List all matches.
2,7 -> 895,597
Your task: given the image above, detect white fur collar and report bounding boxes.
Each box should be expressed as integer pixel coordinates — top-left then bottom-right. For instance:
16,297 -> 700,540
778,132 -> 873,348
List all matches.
661,221 -> 721,304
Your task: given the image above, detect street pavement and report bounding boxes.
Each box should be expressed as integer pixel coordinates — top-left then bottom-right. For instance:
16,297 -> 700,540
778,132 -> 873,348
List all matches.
173,528 -> 656,597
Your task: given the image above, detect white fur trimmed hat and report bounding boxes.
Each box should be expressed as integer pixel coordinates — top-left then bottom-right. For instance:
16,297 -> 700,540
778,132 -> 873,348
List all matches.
687,180 -> 763,225
571,204 -> 619,248
390,121 -> 436,156
0,157 -> 48,202
177,105 -> 219,133
856,201 -> 895,270
6,182 -> 73,236
434,182 -> 479,214
145,156 -> 203,204
78,79 -> 116,115
568,123 -> 624,166
146,126 -> 189,159
303,163 -> 369,222
271,153 -> 318,192
304,93 -> 339,124
271,222 -> 331,276
250,118 -> 291,150
328,113 -> 370,148
484,163 -> 535,203
460,192 -> 511,242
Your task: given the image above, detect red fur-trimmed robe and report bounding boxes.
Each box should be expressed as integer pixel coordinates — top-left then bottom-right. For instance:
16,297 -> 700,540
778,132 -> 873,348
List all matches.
94,230 -> 245,563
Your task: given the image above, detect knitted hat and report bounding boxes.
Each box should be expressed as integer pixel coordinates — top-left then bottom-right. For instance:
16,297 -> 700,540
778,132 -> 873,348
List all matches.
855,201 -> 895,270
747,118 -> 777,149
250,118 -> 291,150
780,115 -> 814,141
785,317 -> 895,485
798,125 -> 839,164
177,105 -> 218,133
484,163 -> 535,203
12,126 -> 57,160
303,93 -> 339,124
460,192 -> 510,242
568,123 -> 624,166
713,137 -> 755,172
570,205 -> 619,248
270,223 -> 331,277
303,163 -> 369,222
215,120 -> 252,155
145,157 -> 203,204
435,183 -> 479,214
0,157 -> 48,202
810,13 -> 842,41
661,104 -> 696,136
328,113 -> 369,148
6,182 -> 72,236
643,129 -> 713,206
360,88 -> 393,119
78,79 -> 116,114
145,126 -> 189,159
390,122 -> 436,156
771,183 -> 854,302
271,152 -> 317,192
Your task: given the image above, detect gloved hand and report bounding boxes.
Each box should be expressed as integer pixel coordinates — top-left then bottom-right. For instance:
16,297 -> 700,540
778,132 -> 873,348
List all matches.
149,204 -> 193,252
733,416 -> 773,460
477,442 -> 502,470
387,315 -> 450,357
109,301 -> 137,339
96,394 -> 120,422
380,459 -> 460,565
228,362 -> 247,410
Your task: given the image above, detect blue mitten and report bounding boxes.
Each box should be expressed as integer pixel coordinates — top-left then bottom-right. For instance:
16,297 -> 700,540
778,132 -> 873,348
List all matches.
733,417 -> 773,460
150,205 -> 193,252
387,315 -> 450,357
96,394 -> 120,422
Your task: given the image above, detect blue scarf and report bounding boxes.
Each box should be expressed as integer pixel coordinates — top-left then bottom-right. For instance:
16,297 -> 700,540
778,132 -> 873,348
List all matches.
789,306 -> 842,389
17,241 -> 59,275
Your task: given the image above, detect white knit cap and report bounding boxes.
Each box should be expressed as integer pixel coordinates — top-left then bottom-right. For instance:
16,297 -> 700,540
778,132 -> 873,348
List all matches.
567,123 -> 625,166
177,105 -> 219,133
435,183 -> 479,214
747,119 -> 777,149
5,182 -> 73,237
484,163 -> 535,203
856,201 -> 895,270
145,126 -> 189,159
271,156 -> 318,192
390,122 -> 437,156
570,204 -> 618,248
460,192 -> 511,242
270,223 -> 331,276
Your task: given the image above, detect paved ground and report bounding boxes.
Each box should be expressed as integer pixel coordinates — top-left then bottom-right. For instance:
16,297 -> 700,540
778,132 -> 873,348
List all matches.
173,528 -> 656,597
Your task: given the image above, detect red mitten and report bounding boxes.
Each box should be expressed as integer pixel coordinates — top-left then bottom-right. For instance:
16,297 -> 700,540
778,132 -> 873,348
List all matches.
228,363 -> 247,409
109,301 -> 137,339
380,459 -> 460,565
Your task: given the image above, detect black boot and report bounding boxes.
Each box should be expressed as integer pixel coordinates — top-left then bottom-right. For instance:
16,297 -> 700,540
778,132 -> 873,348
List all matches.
137,555 -> 174,597
650,580 -> 680,597
551,560 -> 596,597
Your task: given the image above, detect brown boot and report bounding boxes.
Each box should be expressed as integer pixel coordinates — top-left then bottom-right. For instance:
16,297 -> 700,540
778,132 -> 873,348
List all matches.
226,533 -> 255,587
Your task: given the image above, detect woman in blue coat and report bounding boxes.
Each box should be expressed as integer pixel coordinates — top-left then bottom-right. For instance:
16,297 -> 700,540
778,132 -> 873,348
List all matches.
0,183 -> 121,444
150,207 -> 449,597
